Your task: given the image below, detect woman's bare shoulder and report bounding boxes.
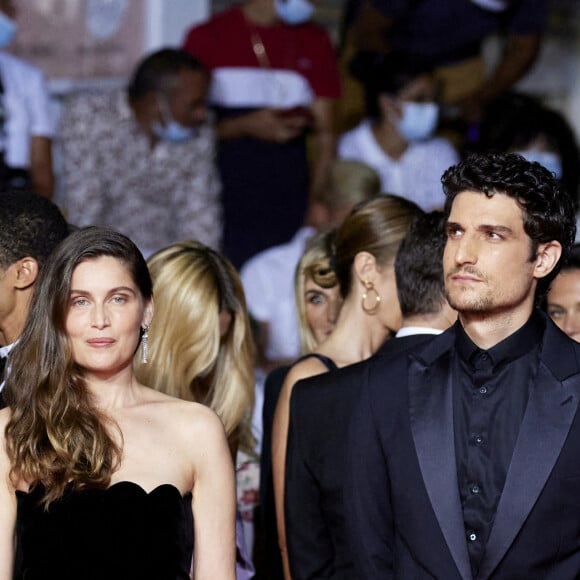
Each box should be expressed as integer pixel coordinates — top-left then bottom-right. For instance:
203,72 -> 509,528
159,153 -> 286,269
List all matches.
141,389 -> 223,434
284,355 -> 331,389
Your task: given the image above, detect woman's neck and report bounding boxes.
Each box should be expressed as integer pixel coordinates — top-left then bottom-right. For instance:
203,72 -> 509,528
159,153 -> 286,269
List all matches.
371,119 -> 408,161
243,0 -> 278,26
85,367 -> 143,411
316,298 -> 391,367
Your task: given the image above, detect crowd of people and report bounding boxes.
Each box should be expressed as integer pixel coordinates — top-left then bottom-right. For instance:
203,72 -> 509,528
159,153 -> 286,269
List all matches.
2,0 -> 580,579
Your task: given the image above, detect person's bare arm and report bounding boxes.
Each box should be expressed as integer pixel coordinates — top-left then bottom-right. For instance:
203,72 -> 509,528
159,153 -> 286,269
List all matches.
217,109 -> 306,143
309,98 -> 336,199
272,358 -> 331,580
190,406 -> 236,580
456,34 -> 542,121
29,135 -> 54,199
353,0 -> 393,53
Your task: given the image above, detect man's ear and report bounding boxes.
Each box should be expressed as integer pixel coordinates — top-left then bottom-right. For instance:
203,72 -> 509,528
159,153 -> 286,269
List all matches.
14,257 -> 39,290
533,240 -> 562,280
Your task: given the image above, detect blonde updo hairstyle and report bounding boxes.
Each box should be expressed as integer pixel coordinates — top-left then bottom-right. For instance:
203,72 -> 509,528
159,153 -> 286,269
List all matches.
333,195 -> 421,299
135,240 -> 255,455
294,231 -> 338,354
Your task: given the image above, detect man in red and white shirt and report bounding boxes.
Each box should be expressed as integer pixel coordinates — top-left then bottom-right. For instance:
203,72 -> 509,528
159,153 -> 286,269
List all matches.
183,0 -> 341,268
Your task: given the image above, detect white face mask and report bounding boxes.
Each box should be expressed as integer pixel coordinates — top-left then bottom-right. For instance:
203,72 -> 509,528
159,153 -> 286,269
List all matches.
516,150 -> 563,180
0,11 -> 16,48
394,102 -> 439,142
151,94 -> 195,143
274,0 -> 315,25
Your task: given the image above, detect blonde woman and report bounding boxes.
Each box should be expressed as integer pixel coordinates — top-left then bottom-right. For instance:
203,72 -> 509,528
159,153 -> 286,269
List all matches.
294,231 -> 343,355
134,240 -> 256,578
135,241 -> 255,458
272,195 -> 421,579
260,231 -> 342,578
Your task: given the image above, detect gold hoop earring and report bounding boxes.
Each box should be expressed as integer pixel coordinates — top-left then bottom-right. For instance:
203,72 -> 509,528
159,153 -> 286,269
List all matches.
140,325 -> 150,364
361,280 -> 381,314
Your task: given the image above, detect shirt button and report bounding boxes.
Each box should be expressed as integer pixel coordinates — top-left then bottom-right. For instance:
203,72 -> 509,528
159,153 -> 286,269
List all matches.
470,484 -> 480,495
468,532 -> 477,542
474,434 -> 484,445
479,386 -> 487,395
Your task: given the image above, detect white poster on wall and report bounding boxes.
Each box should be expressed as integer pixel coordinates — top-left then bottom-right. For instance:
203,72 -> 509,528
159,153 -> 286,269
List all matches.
8,0 -> 145,80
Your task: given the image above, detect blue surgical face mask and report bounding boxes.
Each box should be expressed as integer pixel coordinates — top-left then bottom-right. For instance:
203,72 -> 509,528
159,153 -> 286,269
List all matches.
0,11 -> 16,48
274,0 -> 315,25
394,101 -> 439,142
516,150 -> 563,180
152,95 -> 195,143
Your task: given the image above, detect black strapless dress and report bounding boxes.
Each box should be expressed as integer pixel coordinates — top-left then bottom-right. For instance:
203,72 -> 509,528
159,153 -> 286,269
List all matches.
14,481 -> 194,580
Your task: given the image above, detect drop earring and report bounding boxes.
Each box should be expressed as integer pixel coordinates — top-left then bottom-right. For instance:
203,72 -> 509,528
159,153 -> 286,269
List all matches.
361,280 -> 381,314
141,325 -> 150,364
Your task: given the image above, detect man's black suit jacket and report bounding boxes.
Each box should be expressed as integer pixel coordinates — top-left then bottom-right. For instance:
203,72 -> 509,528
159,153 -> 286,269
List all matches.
285,333 -> 435,579
346,313 -> 580,579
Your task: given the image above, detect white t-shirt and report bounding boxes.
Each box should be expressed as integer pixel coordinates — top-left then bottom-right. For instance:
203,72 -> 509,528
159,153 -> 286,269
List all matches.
0,51 -> 54,168
240,227 -> 315,361
338,120 -> 459,211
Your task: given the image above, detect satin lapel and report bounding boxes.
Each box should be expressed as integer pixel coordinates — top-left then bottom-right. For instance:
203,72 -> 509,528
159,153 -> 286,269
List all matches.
409,354 -> 473,580
477,365 -> 580,580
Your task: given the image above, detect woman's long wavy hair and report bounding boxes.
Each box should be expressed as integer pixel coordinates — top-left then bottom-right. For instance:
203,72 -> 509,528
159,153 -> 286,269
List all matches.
294,231 -> 339,354
135,241 -> 255,456
4,227 -> 153,507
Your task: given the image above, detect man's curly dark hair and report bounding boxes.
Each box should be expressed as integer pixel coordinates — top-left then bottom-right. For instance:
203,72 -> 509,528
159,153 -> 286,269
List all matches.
442,152 -> 577,300
0,189 -> 69,270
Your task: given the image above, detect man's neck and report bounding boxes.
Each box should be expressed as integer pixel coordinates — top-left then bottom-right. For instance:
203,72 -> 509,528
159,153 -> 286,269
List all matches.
0,307 -> 27,347
243,0 -> 278,26
458,306 -> 534,350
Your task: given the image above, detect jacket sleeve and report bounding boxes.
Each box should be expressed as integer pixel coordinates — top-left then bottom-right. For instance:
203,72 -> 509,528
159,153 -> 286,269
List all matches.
285,382 -> 335,578
344,364 -> 396,579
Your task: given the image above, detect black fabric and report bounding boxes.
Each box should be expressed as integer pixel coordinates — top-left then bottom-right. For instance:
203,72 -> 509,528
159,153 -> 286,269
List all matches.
285,334 -> 435,579
259,352 -> 338,579
345,311 -> 580,579
452,311 -> 545,576
14,482 -> 193,580
295,352 -> 338,372
216,107 -> 309,270
260,365 -> 290,580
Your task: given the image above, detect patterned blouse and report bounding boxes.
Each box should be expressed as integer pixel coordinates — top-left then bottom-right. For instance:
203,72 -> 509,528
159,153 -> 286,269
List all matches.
60,88 -> 222,256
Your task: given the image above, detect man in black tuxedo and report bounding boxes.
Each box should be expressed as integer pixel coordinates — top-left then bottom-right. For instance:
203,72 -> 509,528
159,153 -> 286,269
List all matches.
284,211 -> 455,579
346,152 -> 580,579
0,190 -> 68,407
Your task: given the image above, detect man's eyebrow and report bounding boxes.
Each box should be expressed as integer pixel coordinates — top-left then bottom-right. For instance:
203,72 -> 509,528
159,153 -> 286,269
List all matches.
477,224 -> 514,235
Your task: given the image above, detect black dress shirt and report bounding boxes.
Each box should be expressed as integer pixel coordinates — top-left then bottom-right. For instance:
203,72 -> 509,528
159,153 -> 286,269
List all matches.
452,310 -> 546,576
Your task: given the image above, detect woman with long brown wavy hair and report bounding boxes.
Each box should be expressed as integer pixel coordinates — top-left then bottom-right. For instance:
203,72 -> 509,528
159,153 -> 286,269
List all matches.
0,227 -> 235,580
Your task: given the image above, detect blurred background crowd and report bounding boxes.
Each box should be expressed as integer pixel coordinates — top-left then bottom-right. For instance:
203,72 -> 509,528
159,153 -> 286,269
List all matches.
2,0 -> 580,578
